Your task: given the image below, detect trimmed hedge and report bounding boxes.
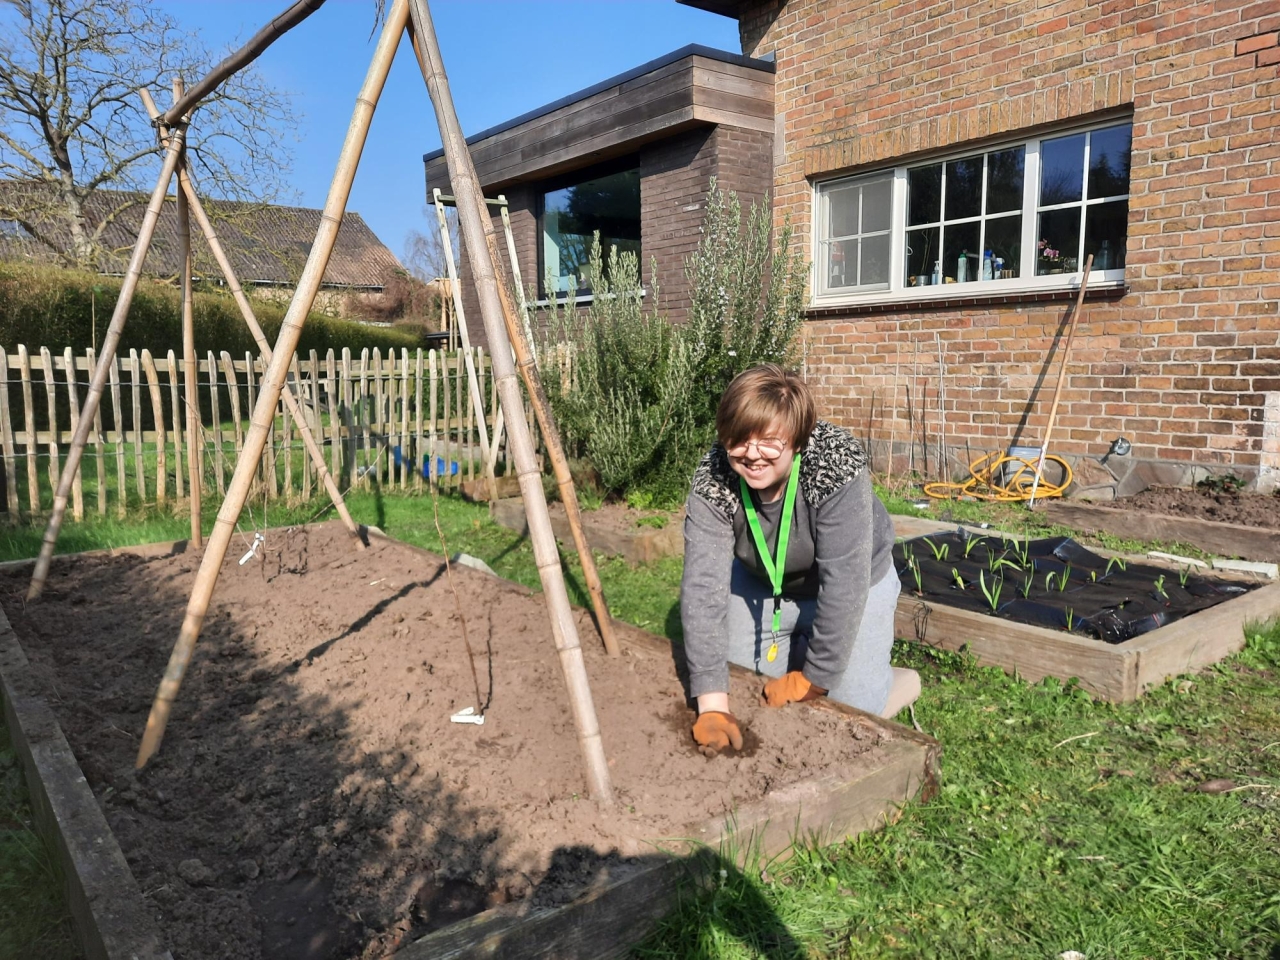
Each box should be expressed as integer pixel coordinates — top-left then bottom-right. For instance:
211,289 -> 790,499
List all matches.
0,261 -> 419,355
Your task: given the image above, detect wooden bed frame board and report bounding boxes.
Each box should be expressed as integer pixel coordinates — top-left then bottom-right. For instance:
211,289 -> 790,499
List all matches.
0,530 -> 940,960
896,576 -> 1280,701
1039,500 -> 1280,563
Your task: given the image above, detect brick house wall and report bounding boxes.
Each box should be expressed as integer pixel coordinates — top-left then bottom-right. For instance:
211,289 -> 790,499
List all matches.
730,0 -> 1280,494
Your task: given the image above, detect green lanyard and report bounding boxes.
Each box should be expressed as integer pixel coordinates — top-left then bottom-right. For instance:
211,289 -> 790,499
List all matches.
740,454 -> 802,636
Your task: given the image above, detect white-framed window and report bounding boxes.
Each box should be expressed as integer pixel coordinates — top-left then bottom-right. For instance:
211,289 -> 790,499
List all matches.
812,119 -> 1132,306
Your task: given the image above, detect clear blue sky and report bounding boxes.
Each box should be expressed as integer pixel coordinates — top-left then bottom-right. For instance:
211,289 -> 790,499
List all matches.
158,0 -> 741,265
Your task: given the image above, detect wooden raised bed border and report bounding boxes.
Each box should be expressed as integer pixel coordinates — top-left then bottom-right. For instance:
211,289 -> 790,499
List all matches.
1039,500 -> 1280,563
895,566 -> 1280,701
0,532 -> 939,960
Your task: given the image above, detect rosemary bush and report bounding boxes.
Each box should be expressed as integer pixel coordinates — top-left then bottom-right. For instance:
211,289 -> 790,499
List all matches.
540,181 -> 807,508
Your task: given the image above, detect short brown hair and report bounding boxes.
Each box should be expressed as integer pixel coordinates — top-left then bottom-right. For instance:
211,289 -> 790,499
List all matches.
716,364 -> 817,451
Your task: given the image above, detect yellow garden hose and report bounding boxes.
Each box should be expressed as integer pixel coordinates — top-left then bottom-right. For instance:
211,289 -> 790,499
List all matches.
923,450 -> 1074,502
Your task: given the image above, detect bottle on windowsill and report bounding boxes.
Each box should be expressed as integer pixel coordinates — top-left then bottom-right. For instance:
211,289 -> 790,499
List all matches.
957,250 -> 968,283
982,249 -> 993,281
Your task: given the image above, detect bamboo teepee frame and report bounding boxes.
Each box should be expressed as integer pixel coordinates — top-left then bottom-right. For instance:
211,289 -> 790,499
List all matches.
24,0 -> 352,601
132,0 -> 615,805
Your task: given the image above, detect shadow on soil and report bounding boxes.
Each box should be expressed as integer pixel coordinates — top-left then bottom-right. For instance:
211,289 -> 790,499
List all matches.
0,531 -> 802,959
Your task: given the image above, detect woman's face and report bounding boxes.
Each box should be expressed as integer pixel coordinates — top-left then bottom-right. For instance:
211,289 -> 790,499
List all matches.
726,417 -> 795,498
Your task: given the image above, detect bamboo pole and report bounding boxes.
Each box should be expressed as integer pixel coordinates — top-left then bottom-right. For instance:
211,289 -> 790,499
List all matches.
88,349 -> 106,517
162,0 -> 327,127
27,124 -> 186,599
136,0 -> 406,769
407,0 -> 613,804
173,85 -> 201,544
140,350 -> 166,507
1029,256 -> 1093,508
413,31 -> 619,661
166,350 -> 184,501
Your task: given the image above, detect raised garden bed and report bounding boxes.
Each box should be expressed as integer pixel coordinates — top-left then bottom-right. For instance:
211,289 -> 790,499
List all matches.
0,523 -> 937,960
893,530 -> 1280,701
490,499 -> 682,564
1041,487 -> 1280,562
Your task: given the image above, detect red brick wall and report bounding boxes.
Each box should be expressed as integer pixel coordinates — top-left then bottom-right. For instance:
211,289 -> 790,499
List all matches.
738,0 -> 1280,490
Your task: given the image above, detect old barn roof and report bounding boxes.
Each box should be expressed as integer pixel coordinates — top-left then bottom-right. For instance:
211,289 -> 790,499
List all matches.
0,183 -> 402,289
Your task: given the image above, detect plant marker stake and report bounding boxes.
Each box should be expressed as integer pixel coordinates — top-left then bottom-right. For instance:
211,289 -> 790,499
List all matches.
135,0 -> 408,770
1029,255 -> 1093,508
406,0 -> 614,805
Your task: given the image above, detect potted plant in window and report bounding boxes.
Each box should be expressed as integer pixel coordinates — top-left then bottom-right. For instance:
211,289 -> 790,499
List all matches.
1037,239 -> 1064,274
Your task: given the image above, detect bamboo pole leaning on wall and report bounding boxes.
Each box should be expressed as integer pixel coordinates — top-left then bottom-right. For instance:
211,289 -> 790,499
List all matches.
27,124 -> 187,600
136,0 -> 408,769
407,0 -> 614,805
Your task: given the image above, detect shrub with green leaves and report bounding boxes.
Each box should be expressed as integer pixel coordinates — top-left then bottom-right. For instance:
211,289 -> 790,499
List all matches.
539,181 -> 807,508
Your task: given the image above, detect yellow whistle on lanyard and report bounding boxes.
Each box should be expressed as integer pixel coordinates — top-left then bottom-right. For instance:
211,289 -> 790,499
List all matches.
766,641 -> 779,663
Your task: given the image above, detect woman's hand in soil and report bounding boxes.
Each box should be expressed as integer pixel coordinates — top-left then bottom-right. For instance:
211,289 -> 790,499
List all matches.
692,711 -> 744,757
762,671 -> 826,707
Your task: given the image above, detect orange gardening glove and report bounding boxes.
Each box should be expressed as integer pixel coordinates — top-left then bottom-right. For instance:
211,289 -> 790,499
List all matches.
762,671 -> 827,707
691,711 -> 744,757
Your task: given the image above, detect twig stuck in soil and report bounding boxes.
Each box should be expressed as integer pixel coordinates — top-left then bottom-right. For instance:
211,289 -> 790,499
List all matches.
429,481 -> 486,715
1053,731 -> 1100,749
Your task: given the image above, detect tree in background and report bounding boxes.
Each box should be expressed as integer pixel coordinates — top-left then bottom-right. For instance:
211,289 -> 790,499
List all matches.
402,204 -> 459,282
0,0 -> 296,268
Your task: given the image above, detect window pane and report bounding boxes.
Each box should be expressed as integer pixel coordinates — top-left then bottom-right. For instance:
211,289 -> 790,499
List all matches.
1085,199 -> 1128,270
825,238 -> 858,289
541,168 -> 640,295
908,164 -> 942,226
984,215 -> 1022,279
1040,133 -> 1085,206
906,226 -> 940,286
1037,207 -> 1081,275
945,157 -> 982,220
986,148 -> 1025,214
861,233 -> 890,285
1088,124 -> 1132,200
942,221 -> 981,284
828,183 -> 860,237
862,177 -> 892,233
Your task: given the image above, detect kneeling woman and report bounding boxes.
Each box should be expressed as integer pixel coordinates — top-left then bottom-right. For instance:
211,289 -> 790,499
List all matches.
680,364 -> 920,754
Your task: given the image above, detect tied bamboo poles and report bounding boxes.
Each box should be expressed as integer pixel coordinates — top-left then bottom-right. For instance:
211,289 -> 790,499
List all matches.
406,0 -> 614,804
26,0 -> 333,601
135,0 -> 409,769
27,125 -> 187,601
173,78 -> 203,549
139,89 -> 365,549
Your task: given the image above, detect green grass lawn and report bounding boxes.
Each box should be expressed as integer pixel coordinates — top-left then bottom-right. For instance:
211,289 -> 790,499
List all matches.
1,487 -> 1277,959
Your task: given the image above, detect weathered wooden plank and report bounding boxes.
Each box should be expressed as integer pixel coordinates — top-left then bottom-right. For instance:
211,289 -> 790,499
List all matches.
220,351 -> 243,465
140,350 -> 166,507
86,349 -> 106,517
166,350 -> 183,502
63,347 -> 84,521
327,349 -> 341,483
341,348 -> 354,487
1125,579 -> 1280,694
1039,500 -> 1280,563
399,348 -> 410,490
208,351 -> 225,496
427,349 -> 438,489
0,350 -> 20,517
17,346 -> 37,514
107,353 -> 125,517
358,347 -> 371,487
129,350 -> 144,503
39,347 -> 61,501
895,593 -> 1138,701
414,348 -> 424,492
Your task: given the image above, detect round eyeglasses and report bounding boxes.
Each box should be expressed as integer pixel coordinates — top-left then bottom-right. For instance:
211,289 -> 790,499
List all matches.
726,438 -> 788,461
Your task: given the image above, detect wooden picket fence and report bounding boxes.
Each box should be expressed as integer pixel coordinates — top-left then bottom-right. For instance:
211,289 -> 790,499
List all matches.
0,344 -> 528,520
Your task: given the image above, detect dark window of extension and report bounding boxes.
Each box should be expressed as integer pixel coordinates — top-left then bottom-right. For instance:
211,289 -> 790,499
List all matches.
538,163 -> 640,298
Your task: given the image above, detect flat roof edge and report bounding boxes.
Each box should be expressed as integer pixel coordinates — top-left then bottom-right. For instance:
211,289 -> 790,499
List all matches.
422,44 -> 773,164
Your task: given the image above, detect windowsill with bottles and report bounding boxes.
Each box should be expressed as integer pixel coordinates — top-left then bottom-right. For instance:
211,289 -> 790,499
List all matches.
808,267 -> 1127,314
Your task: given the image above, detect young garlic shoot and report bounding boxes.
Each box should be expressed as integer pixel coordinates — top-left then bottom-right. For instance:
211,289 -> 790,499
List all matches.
1019,575 -> 1033,599
963,536 -> 980,559
1065,608 -> 1076,632
1154,574 -> 1167,598
1105,556 -> 1127,578
979,570 -> 1003,613
1058,564 -> 1072,591
1179,565 -> 1192,587
951,568 -> 966,590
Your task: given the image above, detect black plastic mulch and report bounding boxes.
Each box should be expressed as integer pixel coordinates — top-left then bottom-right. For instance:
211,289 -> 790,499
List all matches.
893,532 -> 1257,644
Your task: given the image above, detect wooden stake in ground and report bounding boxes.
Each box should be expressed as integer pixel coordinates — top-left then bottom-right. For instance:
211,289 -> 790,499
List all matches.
406,0 -> 614,804
1029,255 -> 1094,508
173,78 -> 202,549
135,0 -> 408,769
27,125 -> 187,601
138,87 -> 365,549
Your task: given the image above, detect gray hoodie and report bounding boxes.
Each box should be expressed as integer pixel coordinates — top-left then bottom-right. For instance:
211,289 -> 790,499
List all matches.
679,421 -> 895,696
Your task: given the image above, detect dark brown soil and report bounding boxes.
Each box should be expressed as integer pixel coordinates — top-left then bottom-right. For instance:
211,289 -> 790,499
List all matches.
563,501 -> 683,535
1117,485 -> 1280,529
0,522 -> 888,960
